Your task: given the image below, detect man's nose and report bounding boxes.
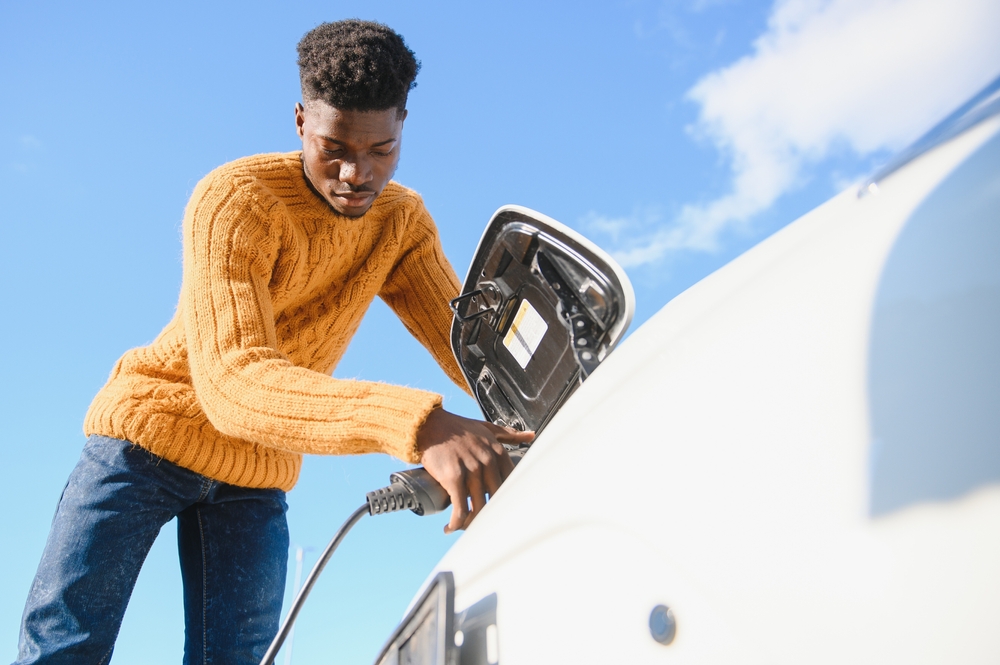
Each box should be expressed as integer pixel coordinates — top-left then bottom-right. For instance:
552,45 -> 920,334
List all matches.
339,157 -> 373,186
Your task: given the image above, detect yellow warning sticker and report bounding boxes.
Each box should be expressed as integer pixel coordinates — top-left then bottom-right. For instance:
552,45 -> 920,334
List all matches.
503,299 -> 548,369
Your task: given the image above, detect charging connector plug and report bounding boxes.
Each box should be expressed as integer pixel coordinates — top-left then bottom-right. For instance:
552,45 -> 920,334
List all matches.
366,446 -> 528,518
367,467 -> 452,516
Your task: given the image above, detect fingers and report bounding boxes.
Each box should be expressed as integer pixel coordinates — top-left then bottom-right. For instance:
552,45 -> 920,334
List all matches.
489,424 -> 536,445
442,465 -> 489,533
464,473 -> 488,530
444,475 -> 469,535
443,438 -> 504,533
418,410 -> 534,533
481,450 -> 505,497
498,449 -> 516,479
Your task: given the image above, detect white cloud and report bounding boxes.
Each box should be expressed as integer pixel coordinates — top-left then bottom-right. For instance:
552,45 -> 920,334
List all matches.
603,0 -> 1000,267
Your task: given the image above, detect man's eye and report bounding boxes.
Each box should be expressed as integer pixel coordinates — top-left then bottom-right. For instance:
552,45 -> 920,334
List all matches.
371,150 -> 393,157
322,148 -> 343,157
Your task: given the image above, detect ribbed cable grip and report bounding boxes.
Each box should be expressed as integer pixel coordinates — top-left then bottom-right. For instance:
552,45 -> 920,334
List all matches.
366,482 -> 417,515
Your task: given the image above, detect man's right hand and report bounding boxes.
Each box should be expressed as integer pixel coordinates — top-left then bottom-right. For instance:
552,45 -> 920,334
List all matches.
416,408 -> 535,534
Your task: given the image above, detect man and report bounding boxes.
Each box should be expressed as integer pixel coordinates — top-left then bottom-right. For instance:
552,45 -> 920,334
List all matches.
14,19 -> 532,665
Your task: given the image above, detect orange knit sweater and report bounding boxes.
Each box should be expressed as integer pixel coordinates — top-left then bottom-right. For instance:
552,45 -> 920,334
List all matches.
84,152 -> 469,491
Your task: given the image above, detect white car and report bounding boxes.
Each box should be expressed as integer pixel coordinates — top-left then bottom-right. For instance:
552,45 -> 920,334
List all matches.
373,76 -> 1000,665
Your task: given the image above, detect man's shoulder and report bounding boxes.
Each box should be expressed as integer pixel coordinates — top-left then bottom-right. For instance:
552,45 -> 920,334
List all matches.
202,152 -> 302,187
187,152 -> 315,219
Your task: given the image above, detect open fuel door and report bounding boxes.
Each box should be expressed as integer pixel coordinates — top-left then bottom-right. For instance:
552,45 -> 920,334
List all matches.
450,205 -> 635,435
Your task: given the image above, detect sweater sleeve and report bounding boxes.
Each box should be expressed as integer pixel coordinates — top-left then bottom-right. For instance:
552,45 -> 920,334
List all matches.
379,196 -> 475,398
181,175 -> 442,463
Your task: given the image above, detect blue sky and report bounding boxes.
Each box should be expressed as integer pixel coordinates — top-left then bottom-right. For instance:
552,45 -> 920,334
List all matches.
1,1 -> 997,663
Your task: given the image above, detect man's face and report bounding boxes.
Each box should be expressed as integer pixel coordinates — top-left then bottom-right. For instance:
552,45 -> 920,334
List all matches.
295,100 -> 406,217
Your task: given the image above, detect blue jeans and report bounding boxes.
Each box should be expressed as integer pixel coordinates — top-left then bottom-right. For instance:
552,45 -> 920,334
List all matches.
15,435 -> 289,665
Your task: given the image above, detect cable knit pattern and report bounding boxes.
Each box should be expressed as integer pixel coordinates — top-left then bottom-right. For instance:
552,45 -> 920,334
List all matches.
84,152 -> 470,491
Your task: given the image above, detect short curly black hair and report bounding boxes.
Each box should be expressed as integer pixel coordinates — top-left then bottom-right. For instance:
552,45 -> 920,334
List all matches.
297,20 -> 420,114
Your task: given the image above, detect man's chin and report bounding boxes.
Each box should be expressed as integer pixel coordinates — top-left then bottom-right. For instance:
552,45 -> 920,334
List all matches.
335,207 -> 371,218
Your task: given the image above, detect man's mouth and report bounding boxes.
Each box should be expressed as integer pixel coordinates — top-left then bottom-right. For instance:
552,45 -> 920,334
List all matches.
332,190 -> 375,207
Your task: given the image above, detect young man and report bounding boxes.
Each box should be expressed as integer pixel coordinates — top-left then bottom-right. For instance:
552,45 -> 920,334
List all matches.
14,20 -> 531,665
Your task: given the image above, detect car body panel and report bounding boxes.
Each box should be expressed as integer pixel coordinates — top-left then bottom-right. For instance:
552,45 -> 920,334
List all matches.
397,103 -> 1000,663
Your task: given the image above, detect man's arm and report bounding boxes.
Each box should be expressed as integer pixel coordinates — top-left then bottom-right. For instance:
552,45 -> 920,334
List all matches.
377,198 -> 470,394
379,198 -> 533,532
180,175 -> 444,462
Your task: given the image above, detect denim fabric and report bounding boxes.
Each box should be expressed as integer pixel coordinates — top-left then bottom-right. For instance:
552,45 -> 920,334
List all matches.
14,435 -> 289,665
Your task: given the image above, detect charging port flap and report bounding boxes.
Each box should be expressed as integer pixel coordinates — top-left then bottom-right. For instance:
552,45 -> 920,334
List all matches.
450,205 -> 635,435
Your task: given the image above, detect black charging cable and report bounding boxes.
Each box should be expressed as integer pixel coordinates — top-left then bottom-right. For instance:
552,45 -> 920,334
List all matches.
258,467 -> 453,665
259,447 -> 527,665
259,502 -> 369,665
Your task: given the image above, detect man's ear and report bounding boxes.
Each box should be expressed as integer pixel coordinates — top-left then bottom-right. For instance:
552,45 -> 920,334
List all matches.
294,102 -> 306,139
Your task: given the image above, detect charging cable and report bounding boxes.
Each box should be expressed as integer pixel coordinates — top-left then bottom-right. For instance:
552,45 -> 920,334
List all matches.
259,466 -> 454,665
259,502 -> 368,665
259,447 -> 527,665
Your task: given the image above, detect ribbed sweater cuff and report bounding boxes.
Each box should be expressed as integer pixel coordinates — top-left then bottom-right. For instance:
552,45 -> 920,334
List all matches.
364,385 -> 442,464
